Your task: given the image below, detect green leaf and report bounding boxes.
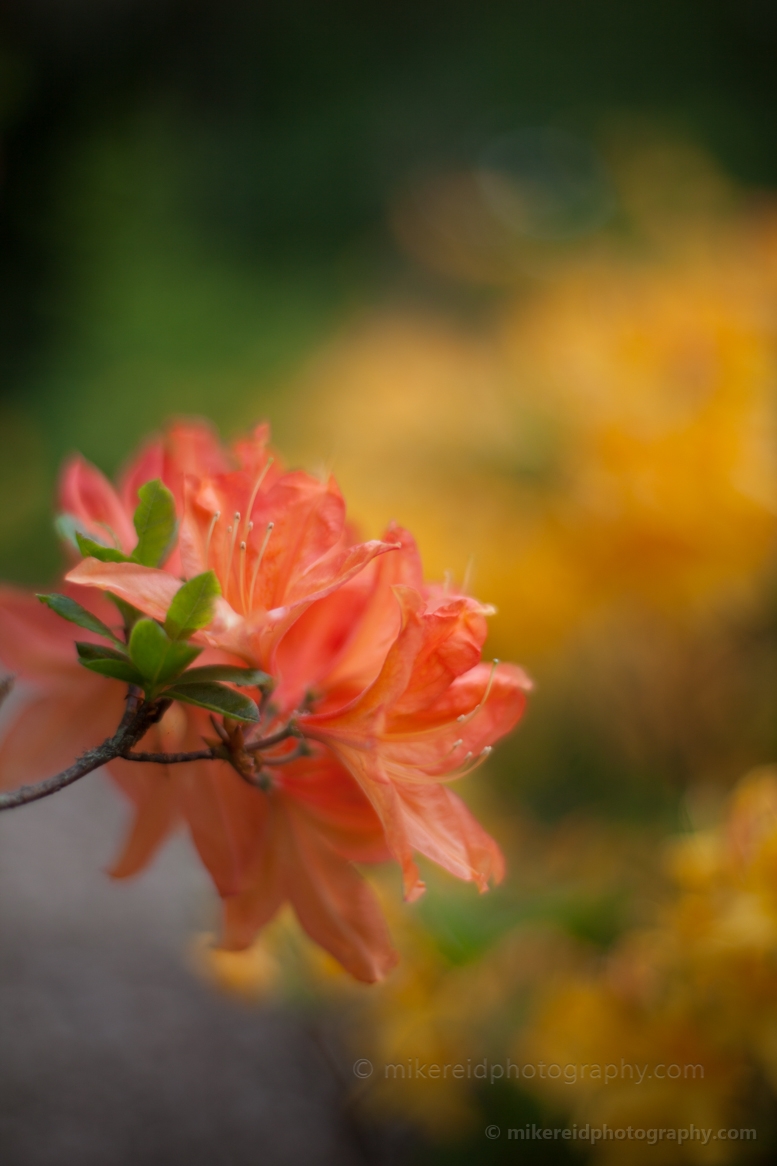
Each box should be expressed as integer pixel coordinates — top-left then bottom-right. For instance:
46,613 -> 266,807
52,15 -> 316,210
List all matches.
37,593 -> 123,646
76,532 -> 130,563
172,665 -> 273,689
163,681 -> 259,723
128,618 -> 202,690
76,642 -> 143,684
107,593 -> 143,632
164,571 -> 221,640
131,478 -> 177,567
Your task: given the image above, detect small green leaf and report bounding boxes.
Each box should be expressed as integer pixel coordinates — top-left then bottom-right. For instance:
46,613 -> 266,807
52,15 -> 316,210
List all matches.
163,681 -> 259,723
131,478 -> 177,567
37,593 -> 123,646
76,642 -> 143,684
172,665 -> 273,689
128,618 -> 202,690
76,532 -> 130,563
164,571 -> 221,640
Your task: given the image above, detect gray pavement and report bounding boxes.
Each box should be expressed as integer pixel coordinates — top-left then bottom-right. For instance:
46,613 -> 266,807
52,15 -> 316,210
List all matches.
0,771 -> 386,1166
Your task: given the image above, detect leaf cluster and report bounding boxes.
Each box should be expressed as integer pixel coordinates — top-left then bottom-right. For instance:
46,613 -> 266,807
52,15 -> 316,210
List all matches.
41,481 -> 272,723
70,478 -> 179,569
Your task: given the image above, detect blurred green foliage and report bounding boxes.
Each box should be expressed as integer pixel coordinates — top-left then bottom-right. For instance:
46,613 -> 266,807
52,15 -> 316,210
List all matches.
1,0 -> 777,586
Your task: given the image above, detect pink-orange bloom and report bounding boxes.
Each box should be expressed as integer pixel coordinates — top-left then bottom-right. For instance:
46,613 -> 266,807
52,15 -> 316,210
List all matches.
3,422 -> 402,980
68,426 -> 532,909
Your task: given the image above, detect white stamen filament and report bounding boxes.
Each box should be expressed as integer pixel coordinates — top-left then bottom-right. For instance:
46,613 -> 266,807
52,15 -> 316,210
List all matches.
457,659 -> 499,725
204,510 -> 221,567
248,521 -> 274,610
223,512 -> 240,602
242,458 -> 274,541
447,746 -> 493,779
239,541 -> 248,613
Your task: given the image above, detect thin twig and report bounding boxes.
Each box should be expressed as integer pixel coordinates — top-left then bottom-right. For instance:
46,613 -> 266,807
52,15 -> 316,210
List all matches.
121,748 -> 217,764
0,683 -> 306,810
244,723 -> 299,752
0,689 -> 161,811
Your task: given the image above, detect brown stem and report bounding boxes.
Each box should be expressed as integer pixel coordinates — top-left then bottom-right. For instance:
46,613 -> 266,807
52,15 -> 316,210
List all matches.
121,748 -> 217,764
0,682 -> 306,810
0,688 -> 163,811
244,722 -> 299,753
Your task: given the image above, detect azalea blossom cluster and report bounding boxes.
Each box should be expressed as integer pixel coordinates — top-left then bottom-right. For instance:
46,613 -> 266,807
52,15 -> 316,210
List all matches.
0,422 -> 530,981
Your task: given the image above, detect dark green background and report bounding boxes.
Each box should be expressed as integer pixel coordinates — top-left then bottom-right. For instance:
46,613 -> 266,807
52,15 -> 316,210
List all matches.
1,0 -> 777,583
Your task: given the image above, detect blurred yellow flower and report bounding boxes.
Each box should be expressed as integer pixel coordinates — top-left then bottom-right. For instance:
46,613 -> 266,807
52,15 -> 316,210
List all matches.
517,767 -> 777,1161
283,148 -> 777,661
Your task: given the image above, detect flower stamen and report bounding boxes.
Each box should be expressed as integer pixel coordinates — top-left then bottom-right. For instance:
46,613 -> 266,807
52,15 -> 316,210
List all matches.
457,659 -> 499,725
204,510 -> 221,567
445,745 -> 493,779
248,521 -> 274,611
238,540 -> 248,613
242,458 -> 274,542
224,512 -> 240,602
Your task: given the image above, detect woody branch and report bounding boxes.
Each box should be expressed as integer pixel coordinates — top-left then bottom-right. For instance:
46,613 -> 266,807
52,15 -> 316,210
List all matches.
0,678 -> 301,811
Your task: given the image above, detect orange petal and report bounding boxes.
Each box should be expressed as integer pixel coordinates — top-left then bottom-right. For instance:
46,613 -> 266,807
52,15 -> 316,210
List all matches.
58,454 -> 136,553
178,759 -> 267,896
0,585 -> 85,678
278,751 -> 390,863
285,817 -> 398,982
66,559 -> 182,621
232,422 -> 284,482
319,742 -> 425,900
106,758 -> 179,878
383,662 -> 532,776
394,781 -> 505,891
0,679 -> 124,789
220,800 -> 283,949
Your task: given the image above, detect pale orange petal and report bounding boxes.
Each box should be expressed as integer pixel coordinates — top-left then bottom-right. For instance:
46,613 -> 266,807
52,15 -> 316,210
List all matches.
220,799 -> 283,949
58,454 -> 136,553
177,759 -> 267,896
0,586 -> 85,678
106,759 -> 179,878
0,679 -> 125,789
284,799 -> 398,982
394,781 -> 505,891
66,559 -> 182,621
223,791 -> 397,981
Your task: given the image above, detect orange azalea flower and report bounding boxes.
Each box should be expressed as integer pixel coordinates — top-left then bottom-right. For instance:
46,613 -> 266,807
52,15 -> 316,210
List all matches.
68,426 -> 532,910
2,421 -> 402,981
